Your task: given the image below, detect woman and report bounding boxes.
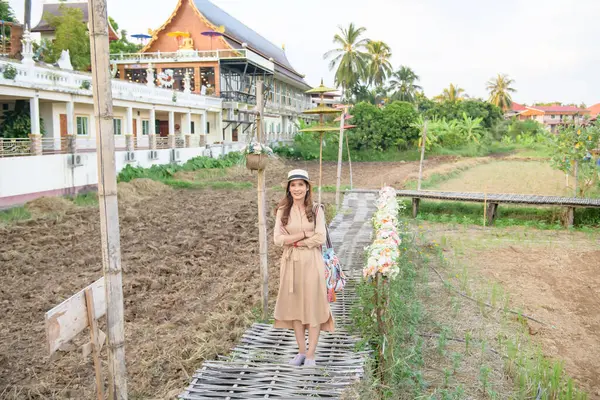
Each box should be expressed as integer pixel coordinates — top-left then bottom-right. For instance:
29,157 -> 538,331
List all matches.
273,169 -> 334,367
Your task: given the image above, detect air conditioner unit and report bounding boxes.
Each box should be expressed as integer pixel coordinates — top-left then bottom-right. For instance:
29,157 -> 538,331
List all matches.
149,150 -> 159,160
125,151 -> 136,162
171,148 -> 181,162
68,153 -> 84,168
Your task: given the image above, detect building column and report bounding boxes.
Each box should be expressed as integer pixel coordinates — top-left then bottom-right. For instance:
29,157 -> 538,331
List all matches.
149,107 -> 157,150
29,94 -> 42,155
66,100 -> 74,136
168,111 -> 176,148
125,107 -> 134,151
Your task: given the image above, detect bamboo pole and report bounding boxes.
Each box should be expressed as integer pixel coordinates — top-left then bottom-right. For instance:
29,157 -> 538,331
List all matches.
318,132 -> 324,205
85,288 -> 105,400
346,134 -> 353,190
87,0 -> 128,398
417,121 -> 428,191
256,79 -> 269,321
335,106 -> 346,210
574,160 -> 579,198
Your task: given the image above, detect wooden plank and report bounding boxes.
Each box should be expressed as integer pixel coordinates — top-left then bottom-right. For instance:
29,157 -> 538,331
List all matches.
45,277 -> 106,355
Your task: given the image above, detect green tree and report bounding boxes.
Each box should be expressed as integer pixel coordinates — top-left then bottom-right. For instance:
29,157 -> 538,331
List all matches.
364,40 -> 392,87
347,101 -> 383,150
388,66 -> 422,103
0,1 -> 16,22
349,84 -> 387,105
435,83 -> 466,102
380,101 -> 419,149
45,5 -> 90,70
549,123 -> 600,197
487,73 -> 516,111
425,99 -> 502,129
324,23 -> 369,99
109,17 -> 142,54
0,100 -> 45,138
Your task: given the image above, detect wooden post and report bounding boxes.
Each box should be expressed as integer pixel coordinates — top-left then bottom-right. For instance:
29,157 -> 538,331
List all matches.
87,0 -> 128,398
318,132 -> 324,205
256,79 -> 269,321
85,288 -> 105,400
411,198 -> 420,219
335,106 -> 347,209
565,207 -> 575,227
417,121 -> 427,191
486,203 -> 498,226
346,133 -> 353,190
574,160 -> 579,197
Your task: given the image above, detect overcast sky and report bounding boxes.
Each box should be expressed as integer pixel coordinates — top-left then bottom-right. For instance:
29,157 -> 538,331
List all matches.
9,0 -> 600,106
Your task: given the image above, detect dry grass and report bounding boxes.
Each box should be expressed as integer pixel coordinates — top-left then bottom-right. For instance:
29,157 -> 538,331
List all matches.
433,160 -> 570,196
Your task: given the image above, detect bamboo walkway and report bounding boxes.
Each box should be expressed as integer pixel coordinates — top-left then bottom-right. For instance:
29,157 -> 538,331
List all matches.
179,191 -> 377,399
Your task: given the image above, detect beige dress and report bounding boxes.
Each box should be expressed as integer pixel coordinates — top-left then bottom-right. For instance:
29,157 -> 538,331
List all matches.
273,205 -> 335,332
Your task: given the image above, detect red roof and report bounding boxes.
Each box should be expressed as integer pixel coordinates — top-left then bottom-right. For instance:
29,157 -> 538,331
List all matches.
511,102 -> 526,111
587,103 -> 600,116
527,105 -> 587,113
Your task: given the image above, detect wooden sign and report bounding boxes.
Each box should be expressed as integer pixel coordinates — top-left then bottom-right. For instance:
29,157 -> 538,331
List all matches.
45,277 -> 106,355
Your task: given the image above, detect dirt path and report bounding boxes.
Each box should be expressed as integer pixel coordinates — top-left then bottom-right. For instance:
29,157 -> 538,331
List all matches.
423,224 -> 600,396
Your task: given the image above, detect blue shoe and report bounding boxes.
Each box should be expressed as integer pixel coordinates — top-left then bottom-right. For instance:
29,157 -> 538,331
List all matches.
288,353 -> 306,366
304,358 -> 317,367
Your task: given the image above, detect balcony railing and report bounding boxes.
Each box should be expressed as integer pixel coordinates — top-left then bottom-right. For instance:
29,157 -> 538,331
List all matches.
110,48 -> 275,72
0,60 -> 222,111
221,91 -> 257,105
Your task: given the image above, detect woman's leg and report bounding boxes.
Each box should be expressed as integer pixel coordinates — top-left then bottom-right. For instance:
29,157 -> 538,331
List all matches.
292,320 -> 306,354
306,326 -> 320,359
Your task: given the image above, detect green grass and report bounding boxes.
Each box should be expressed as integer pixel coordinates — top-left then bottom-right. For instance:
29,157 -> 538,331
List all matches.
351,219 -> 426,398
70,192 -> 99,206
404,199 -> 600,229
0,207 -> 31,224
405,169 -> 466,191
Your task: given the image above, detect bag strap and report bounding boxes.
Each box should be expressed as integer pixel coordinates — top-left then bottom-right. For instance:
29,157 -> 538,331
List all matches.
313,203 -> 333,249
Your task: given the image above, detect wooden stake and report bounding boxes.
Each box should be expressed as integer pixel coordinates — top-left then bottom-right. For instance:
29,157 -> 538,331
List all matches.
574,160 -> 579,198
318,132 -> 324,205
346,134 -> 353,190
85,288 -> 105,400
87,0 -> 128,398
335,106 -> 346,209
417,121 -> 428,191
256,79 -> 269,321
483,190 -> 487,227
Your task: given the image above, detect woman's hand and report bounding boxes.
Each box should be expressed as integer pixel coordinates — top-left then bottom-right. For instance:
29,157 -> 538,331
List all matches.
303,229 -> 315,238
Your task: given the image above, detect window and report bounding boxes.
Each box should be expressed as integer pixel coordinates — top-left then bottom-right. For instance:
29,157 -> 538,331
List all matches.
76,116 -> 89,136
271,123 -> 274,133
113,118 -> 122,135
206,121 -> 210,134
551,115 -> 555,119
142,120 -> 150,135
191,121 -> 195,134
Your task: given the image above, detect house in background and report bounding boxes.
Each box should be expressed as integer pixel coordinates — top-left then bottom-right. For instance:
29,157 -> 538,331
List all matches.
586,103 -> 600,122
518,105 -> 589,133
109,0 -> 315,144
32,0 -> 120,42
505,102 -> 527,119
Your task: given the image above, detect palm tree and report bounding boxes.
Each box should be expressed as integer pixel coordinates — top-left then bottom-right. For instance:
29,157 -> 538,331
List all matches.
364,40 -> 392,87
487,74 -> 516,111
435,83 -> 466,102
388,66 -> 422,103
323,23 -> 369,98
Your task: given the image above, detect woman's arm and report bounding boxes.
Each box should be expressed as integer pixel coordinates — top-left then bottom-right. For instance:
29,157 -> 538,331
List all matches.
274,208 -> 309,246
298,206 -> 326,248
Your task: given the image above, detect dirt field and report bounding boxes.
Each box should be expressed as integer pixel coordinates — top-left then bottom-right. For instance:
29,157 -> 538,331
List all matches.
424,224 -> 600,396
2,156 -> 598,398
0,158 -> 434,399
434,160 -> 571,195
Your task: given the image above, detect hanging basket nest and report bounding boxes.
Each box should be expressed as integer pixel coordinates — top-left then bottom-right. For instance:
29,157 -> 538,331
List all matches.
246,153 -> 269,171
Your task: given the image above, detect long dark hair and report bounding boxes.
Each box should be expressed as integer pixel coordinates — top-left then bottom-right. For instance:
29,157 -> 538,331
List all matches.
275,180 -> 314,226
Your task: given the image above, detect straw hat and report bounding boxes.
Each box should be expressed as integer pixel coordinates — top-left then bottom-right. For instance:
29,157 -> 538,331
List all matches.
283,169 -> 314,191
